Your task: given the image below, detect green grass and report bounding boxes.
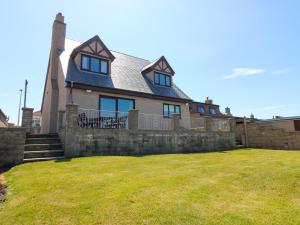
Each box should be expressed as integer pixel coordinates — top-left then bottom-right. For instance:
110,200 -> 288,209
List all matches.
0,149 -> 300,225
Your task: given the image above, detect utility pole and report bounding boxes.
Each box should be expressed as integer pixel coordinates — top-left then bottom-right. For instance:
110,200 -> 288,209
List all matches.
24,79 -> 28,108
17,89 -> 23,126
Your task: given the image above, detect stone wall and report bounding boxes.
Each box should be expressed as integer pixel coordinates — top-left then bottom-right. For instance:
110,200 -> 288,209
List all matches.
62,103 -> 236,157
0,128 -> 26,168
64,129 -> 235,157
236,122 -> 300,150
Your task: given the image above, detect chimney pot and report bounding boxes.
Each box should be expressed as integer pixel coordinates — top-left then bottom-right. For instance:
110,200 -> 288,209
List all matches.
55,12 -> 64,23
205,97 -> 213,105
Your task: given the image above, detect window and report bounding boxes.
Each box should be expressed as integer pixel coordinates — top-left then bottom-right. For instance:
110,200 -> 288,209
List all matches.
154,72 -> 171,87
163,104 -> 181,117
209,107 -> 217,115
99,96 -> 135,117
81,54 -> 108,75
197,106 -> 205,114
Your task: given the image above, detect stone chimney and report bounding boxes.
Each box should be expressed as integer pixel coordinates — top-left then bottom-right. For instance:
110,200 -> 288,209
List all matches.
205,97 -> 213,105
51,12 -> 66,54
225,107 -> 232,116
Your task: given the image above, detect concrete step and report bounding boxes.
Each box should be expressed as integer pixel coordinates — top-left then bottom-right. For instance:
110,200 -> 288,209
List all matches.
23,156 -> 65,163
24,150 -> 64,159
236,145 -> 245,148
27,133 -> 59,139
25,143 -> 63,152
26,138 -> 61,144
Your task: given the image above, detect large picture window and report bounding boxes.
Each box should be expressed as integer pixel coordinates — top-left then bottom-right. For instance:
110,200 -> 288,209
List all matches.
99,96 -> 134,117
81,54 -> 108,75
163,103 -> 181,117
154,72 -> 171,87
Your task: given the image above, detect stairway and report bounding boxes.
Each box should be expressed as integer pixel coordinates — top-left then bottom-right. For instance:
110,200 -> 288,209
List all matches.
235,140 -> 245,148
24,133 -> 64,163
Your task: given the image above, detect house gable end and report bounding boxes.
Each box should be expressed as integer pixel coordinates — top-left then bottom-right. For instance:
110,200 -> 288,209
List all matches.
70,35 -> 115,61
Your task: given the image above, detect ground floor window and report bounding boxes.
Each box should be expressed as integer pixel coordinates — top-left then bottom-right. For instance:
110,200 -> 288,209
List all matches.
100,96 -> 134,115
163,103 -> 181,117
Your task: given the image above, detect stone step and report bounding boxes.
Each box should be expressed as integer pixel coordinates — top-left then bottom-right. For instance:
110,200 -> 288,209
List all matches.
23,156 -> 65,163
27,133 -> 59,139
24,150 -> 64,159
26,138 -> 61,144
236,144 -> 245,148
25,143 -> 63,152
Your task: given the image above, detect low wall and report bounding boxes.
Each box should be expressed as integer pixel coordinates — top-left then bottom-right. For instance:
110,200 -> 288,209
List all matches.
64,128 -> 235,157
236,122 -> 300,150
0,128 -> 26,168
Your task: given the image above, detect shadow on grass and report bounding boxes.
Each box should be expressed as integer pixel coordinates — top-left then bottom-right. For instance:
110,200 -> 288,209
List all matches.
54,158 -> 72,163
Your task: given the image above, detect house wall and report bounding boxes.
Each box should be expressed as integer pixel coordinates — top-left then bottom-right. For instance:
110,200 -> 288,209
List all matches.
67,88 -> 191,129
41,68 -> 52,134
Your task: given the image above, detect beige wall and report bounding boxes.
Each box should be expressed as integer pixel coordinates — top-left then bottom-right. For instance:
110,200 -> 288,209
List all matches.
41,68 -> 52,134
67,88 -> 191,129
269,120 -> 295,132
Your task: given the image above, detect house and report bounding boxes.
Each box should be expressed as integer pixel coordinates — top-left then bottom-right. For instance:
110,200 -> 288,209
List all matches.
0,109 -> 8,128
41,13 -> 192,134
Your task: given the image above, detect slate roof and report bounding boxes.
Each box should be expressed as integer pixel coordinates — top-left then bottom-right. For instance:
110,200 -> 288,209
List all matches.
60,38 -> 191,101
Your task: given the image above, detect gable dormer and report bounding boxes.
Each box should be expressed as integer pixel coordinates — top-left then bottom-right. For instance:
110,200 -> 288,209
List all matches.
71,35 -> 115,75
142,56 -> 175,87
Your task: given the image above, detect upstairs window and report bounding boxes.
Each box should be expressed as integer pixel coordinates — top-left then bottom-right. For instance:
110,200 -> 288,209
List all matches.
163,104 -> 181,117
154,72 -> 171,87
81,54 -> 108,75
209,107 -> 217,115
197,106 -> 205,114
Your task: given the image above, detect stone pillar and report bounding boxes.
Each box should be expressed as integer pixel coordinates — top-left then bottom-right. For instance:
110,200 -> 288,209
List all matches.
58,110 -> 66,130
229,118 -> 236,132
128,109 -> 139,130
64,103 -> 79,158
21,108 -> 33,133
204,116 -> 212,132
171,113 -> 181,131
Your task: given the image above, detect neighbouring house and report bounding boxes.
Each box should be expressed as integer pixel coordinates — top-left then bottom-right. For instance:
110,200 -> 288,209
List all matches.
41,13 -> 193,134
32,111 -> 42,134
0,109 -> 8,128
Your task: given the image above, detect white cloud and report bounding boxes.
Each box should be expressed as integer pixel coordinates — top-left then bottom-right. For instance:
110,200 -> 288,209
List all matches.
224,68 -> 265,80
271,68 -> 292,75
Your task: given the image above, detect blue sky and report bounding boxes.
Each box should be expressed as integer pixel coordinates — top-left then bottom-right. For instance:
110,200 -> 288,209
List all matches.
0,0 -> 299,124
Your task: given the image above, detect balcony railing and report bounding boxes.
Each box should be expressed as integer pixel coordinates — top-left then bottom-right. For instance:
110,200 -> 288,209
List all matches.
77,108 -> 128,129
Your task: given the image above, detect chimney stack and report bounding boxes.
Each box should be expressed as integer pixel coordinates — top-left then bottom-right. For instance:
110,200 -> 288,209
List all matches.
51,12 -> 66,53
205,97 -> 213,105
225,107 -> 232,116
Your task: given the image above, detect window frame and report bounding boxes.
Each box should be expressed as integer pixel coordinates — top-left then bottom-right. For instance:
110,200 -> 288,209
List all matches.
81,54 -> 109,75
154,72 -> 172,87
99,95 -> 135,119
197,105 -> 205,114
163,103 -> 181,118
209,107 -> 217,115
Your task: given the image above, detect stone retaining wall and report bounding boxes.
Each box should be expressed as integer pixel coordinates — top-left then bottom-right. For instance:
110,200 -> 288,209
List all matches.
62,104 -> 236,157
236,122 -> 300,150
0,128 -> 26,168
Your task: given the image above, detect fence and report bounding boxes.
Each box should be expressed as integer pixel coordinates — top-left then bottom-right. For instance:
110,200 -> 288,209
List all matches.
68,106 -> 232,132
138,113 -> 172,130
77,108 -> 129,129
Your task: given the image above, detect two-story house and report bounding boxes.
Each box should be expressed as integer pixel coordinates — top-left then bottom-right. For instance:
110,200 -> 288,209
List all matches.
41,13 -> 192,133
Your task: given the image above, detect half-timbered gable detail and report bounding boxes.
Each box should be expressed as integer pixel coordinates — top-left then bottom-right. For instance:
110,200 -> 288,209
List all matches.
142,56 -> 175,87
142,56 -> 175,75
70,35 -> 115,75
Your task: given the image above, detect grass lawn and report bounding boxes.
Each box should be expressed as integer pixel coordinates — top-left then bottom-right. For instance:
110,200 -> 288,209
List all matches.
0,149 -> 300,225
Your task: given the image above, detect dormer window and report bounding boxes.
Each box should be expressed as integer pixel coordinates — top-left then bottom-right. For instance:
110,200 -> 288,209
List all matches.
154,72 -> 171,87
81,54 -> 108,75
197,106 -> 205,114
209,107 -> 217,115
